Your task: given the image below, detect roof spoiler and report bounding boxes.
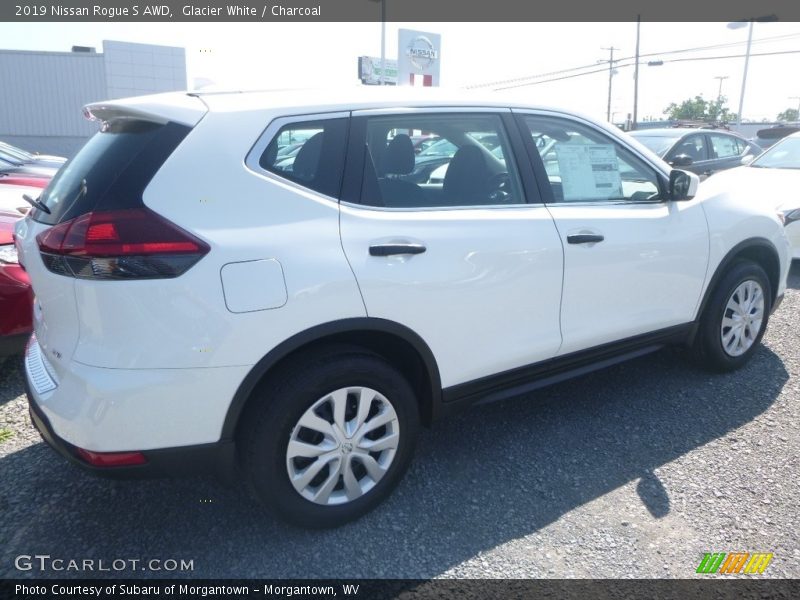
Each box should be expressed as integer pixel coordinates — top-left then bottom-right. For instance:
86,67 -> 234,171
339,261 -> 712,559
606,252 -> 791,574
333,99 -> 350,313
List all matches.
84,93 -> 207,128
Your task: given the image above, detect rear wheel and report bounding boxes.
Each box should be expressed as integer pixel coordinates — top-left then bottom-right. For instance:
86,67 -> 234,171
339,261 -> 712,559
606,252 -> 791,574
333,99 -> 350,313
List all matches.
690,260 -> 771,372
241,346 -> 419,528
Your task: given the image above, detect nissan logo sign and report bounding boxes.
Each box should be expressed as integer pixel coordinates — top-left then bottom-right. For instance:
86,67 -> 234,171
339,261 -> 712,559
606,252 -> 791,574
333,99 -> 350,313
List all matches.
406,35 -> 438,70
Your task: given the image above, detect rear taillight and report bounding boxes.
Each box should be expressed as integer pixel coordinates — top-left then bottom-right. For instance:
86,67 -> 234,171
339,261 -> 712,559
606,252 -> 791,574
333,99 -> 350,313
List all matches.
36,208 -> 209,280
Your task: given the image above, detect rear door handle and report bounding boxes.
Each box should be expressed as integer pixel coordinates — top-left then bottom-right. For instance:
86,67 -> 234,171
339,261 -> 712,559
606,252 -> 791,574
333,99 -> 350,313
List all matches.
567,234 -> 604,245
369,243 -> 427,257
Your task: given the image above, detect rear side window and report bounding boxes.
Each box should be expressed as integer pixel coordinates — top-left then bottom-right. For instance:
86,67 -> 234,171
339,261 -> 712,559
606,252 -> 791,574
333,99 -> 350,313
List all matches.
33,120 -> 190,225
709,134 -> 742,159
259,118 -> 348,198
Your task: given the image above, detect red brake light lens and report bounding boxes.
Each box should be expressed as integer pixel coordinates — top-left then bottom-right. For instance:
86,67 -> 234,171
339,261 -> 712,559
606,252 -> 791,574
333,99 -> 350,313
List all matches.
37,208 -> 209,280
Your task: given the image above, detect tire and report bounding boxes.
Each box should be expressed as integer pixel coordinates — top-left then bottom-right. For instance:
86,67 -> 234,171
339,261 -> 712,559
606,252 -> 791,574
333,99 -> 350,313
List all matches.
690,260 -> 772,372
240,345 -> 419,528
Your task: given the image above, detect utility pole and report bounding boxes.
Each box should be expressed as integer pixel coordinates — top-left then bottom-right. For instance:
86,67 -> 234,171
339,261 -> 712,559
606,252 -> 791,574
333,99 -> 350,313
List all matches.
632,16 -> 640,131
714,76 -> 729,101
601,46 -> 618,122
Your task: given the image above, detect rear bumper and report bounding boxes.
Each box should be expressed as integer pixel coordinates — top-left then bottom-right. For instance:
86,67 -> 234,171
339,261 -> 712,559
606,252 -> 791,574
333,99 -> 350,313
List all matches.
23,336 -> 247,479
27,381 -> 236,480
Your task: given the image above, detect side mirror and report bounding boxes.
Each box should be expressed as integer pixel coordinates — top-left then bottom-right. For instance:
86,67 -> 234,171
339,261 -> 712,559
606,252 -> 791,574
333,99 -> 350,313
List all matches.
670,154 -> 693,167
741,154 -> 755,166
668,169 -> 699,201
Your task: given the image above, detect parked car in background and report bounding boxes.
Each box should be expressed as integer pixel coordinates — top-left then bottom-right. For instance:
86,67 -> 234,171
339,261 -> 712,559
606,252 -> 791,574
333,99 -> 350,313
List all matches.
750,125 -> 800,150
16,90 -> 790,528
0,210 -> 32,357
410,135 -> 440,154
0,173 -> 51,215
0,155 -> 59,178
629,128 -> 761,179
703,131 -> 800,259
0,141 -> 66,169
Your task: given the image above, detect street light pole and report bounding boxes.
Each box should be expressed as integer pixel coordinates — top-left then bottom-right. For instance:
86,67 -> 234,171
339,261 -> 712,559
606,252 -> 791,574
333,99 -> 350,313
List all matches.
728,16 -> 777,126
368,0 -> 387,85
736,21 -> 753,126
632,16 -> 640,131
379,0 -> 386,85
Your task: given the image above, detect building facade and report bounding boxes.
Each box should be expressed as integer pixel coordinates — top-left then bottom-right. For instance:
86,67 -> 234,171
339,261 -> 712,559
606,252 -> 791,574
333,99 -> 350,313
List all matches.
0,40 -> 186,157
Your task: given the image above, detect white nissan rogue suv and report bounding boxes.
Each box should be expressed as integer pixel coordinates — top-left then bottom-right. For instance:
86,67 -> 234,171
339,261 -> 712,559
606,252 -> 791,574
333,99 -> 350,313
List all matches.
15,89 -> 791,528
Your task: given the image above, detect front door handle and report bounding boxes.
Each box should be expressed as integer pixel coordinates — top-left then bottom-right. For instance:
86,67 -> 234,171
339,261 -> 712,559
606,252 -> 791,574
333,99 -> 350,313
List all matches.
567,234 -> 604,245
369,243 -> 427,257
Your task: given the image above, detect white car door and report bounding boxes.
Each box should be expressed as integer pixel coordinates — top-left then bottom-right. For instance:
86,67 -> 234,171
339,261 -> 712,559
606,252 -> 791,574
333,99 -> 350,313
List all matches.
339,108 -> 564,388
515,111 -> 709,356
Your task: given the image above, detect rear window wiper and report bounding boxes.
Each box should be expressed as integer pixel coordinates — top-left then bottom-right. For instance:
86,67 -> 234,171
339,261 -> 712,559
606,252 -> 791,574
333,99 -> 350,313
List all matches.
22,194 -> 51,214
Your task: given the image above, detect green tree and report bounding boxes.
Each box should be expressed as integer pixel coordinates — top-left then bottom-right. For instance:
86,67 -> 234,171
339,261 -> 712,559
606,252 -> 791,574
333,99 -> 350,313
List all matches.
663,95 -> 736,122
776,108 -> 799,122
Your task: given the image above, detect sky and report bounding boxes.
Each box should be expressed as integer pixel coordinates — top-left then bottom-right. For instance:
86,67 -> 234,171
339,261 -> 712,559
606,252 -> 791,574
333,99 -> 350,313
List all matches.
1,21 -> 799,123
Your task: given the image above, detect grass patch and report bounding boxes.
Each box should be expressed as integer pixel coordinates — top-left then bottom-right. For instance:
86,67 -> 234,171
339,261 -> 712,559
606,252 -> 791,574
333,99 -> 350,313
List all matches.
0,428 -> 13,443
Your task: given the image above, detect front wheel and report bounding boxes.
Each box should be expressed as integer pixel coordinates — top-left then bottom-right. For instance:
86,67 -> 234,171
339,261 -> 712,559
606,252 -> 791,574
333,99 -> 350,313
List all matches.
241,346 -> 419,528
690,260 -> 772,372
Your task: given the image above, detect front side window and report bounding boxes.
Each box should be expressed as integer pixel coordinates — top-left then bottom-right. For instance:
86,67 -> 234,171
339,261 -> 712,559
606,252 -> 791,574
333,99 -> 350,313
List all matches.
359,113 -> 524,208
521,115 -> 661,203
259,118 -> 348,198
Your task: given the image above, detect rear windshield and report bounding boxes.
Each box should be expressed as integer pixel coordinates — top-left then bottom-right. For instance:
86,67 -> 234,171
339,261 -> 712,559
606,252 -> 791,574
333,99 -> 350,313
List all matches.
629,134 -> 681,157
33,119 -> 190,225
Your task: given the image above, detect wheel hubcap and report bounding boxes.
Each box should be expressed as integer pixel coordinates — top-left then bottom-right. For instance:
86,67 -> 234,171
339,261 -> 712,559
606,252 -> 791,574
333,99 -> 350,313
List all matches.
720,280 -> 765,357
286,387 -> 400,506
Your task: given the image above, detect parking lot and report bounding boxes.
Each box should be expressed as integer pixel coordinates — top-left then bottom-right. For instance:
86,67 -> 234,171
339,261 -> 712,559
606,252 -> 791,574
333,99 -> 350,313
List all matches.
1,262 -> 798,580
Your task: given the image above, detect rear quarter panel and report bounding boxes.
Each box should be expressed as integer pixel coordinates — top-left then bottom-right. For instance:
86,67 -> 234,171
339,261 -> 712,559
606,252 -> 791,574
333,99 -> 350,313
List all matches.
71,109 -> 366,369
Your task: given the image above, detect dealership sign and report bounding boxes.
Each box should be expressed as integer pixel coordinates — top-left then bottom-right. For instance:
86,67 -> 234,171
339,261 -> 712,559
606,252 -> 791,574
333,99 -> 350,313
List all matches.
358,56 -> 398,85
398,29 -> 441,86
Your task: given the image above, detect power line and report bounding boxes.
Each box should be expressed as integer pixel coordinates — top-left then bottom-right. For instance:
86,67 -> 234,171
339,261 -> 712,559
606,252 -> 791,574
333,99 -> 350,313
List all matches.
493,49 -> 800,91
467,32 -> 800,90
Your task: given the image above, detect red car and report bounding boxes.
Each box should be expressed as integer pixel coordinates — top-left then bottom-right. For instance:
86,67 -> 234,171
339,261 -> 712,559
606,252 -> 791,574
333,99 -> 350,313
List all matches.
0,210 -> 32,357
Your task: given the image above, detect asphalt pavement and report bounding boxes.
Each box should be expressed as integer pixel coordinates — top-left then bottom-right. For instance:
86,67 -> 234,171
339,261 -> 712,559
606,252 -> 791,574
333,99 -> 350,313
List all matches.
1,263 -> 798,579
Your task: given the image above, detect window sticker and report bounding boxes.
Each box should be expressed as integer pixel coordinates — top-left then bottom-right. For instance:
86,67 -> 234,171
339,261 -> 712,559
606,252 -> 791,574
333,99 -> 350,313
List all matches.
555,144 -> 623,201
